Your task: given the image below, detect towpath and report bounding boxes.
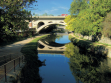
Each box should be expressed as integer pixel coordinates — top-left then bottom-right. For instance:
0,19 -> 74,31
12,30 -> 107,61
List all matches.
0,35 -> 44,59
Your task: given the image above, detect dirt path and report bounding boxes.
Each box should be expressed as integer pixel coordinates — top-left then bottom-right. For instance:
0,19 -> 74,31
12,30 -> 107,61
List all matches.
0,35 -> 42,59
0,34 -> 50,82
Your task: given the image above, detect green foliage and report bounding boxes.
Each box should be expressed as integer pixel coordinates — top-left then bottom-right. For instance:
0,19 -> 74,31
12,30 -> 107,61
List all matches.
69,0 -> 89,15
40,34 -> 57,43
101,12 -> 111,38
65,0 -> 111,36
0,0 -> 37,43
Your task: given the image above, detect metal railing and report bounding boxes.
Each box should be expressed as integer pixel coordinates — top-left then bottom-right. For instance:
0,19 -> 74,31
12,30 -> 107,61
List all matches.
0,54 -> 22,66
0,55 -> 24,82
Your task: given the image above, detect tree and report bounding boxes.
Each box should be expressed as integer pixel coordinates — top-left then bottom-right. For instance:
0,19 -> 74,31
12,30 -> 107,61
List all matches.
69,0 -> 89,15
65,0 -> 111,36
0,0 -> 37,42
64,15 -> 76,31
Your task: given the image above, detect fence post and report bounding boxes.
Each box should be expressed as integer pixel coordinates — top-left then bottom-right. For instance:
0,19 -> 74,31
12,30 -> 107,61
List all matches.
4,65 -> 7,82
19,57 -> 20,67
14,60 -> 15,72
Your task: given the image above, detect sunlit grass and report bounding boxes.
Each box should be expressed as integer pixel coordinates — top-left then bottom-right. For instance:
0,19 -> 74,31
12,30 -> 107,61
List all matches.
21,34 -> 49,55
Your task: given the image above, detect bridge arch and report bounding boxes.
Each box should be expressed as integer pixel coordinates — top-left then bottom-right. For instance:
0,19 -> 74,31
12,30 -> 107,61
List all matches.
38,40 -> 66,51
37,21 -> 45,29
37,22 -> 66,33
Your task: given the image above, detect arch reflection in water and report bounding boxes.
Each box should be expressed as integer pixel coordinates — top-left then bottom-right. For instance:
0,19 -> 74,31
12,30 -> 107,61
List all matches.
37,34 -> 70,54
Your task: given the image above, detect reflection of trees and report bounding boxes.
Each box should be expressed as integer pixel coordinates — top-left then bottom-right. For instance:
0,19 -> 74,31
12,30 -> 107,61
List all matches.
64,43 -> 79,58
40,34 -> 63,43
39,34 -> 65,47
56,35 -> 63,41
64,43 -> 111,83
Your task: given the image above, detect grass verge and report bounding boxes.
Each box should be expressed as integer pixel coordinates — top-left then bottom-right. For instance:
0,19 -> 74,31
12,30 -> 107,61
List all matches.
19,34 -> 49,83
73,34 -> 111,48
69,34 -> 108,56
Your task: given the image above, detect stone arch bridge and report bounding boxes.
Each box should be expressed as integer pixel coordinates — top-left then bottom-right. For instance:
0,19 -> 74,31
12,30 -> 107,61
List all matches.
26,16 -> 66,33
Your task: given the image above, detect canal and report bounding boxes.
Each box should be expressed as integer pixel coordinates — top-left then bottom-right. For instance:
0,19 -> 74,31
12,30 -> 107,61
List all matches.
37,34 -> 111,83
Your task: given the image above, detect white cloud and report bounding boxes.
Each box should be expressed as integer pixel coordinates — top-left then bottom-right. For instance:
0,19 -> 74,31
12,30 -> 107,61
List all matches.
51,2 -> 69,10
31,6 -> 68,16
59,7 -> 68,10
44,8 -> 58,13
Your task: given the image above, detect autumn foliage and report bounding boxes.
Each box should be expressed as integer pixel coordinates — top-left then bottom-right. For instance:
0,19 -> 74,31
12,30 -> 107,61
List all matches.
65,0 -> 111,37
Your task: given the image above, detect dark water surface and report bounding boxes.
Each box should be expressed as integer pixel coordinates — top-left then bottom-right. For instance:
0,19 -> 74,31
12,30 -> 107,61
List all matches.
38,34 -> 111,83
38,54 -> 77,83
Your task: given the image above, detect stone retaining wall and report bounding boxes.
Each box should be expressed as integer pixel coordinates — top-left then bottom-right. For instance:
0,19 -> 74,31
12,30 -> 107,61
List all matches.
69,34 -> 111,58
74,33 -> 111,45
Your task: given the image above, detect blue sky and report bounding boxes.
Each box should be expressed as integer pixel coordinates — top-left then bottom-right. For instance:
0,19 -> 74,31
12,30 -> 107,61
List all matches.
27,0 -> 73,16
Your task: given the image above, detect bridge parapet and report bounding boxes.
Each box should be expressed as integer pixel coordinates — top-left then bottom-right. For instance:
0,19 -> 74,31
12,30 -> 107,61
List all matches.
26,16 -> 66,32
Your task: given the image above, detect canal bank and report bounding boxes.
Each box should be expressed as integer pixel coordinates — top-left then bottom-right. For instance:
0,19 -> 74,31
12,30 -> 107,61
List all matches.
69,33 -> 111,58
0,34 -> 49,83
19,34 -> 49,83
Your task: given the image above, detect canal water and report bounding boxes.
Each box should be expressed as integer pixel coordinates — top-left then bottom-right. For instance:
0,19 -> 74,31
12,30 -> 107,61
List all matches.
38,34 -> 111,83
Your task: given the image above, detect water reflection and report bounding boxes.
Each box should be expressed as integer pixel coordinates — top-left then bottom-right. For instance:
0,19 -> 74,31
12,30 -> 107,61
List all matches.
40,34 -> 70,45
64,43 -> 111,83
38,54 -> 77,83
55,35 -> 71,44
38,34 -> 71,54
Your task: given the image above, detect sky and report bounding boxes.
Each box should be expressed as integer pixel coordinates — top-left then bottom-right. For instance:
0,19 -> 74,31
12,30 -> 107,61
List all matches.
27,0 -> 73,16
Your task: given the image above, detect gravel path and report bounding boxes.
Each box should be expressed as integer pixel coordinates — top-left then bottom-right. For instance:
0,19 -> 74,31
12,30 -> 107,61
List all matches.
0,34 -> 50,82
0,35 -> 42,59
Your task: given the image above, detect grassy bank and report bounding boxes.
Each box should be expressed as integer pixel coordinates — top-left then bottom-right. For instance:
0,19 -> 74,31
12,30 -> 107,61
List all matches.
73,33 -> 111,47
69,34 -> 108,57
19,34 -> 49,83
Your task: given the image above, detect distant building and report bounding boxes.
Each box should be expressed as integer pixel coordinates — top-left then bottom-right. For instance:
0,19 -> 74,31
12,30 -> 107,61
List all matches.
61,14 -> 68,16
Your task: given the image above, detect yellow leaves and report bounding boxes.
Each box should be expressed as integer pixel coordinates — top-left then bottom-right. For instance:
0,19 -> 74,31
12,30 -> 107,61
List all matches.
64,15 -> 72,23
64,15 -> 77,31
